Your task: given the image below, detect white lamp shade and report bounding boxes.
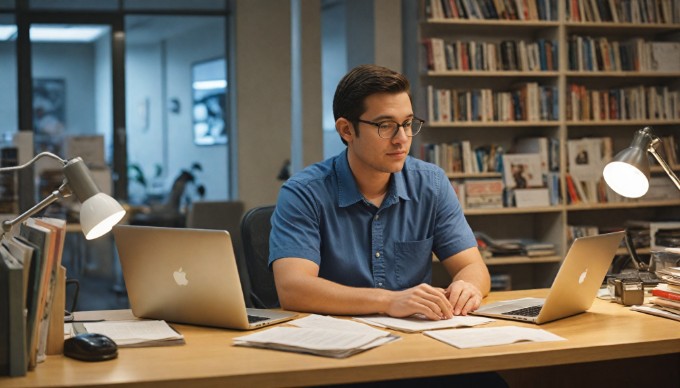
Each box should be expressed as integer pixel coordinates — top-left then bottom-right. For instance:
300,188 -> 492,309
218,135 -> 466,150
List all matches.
80,192 -> 126,240
603,161 -> 650,198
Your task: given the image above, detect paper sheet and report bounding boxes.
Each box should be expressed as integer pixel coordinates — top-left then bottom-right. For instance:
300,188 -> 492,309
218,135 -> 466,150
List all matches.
233,326 -> 398,358
424,326 -> 565,349
83,320 -> 184,346
289,314 -> 390,335
353,314 -> 494,333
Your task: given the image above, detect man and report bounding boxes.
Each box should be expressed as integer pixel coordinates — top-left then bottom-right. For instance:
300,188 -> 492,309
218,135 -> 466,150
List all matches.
269,64 -> 490,320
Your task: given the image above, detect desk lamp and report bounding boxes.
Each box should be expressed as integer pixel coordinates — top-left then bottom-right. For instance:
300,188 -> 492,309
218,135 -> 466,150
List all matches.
0,152 -> 126,240
602,126 -> 680,198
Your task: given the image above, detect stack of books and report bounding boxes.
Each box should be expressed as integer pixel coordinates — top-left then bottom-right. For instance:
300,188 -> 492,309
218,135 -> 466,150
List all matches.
475,232 -> 556,258
632,266 -> 680,322
1,217 -> 68,377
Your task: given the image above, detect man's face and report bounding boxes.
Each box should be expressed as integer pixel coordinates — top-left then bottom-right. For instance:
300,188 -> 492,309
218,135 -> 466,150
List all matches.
342,92 -> 413,176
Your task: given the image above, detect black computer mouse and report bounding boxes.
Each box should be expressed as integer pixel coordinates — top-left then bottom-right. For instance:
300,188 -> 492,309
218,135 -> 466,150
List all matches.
64,333 -> 118,362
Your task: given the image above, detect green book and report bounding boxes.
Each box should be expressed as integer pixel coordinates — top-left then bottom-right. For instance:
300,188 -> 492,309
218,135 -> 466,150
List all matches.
1,244 -> 26,376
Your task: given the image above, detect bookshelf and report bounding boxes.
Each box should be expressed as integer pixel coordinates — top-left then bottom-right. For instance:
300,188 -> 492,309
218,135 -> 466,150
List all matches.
415,0 -> 680,290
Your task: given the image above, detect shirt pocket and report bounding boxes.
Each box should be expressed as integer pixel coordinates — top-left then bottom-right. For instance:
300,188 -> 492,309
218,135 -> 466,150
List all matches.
394,236 -> 434,289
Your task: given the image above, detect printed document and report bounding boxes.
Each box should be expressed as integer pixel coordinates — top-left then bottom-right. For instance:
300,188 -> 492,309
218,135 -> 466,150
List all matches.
233,314 -> 399,358
424,326 -> 566,349
353,314 -> 494,333
80,320 -> 185,347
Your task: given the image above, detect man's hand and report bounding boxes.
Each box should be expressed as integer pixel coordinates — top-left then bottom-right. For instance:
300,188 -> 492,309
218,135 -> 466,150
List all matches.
385,284 -> 454,320
446,280 -> 483,316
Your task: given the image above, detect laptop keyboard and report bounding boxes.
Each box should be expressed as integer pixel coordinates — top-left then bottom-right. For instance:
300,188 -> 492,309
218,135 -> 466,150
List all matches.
248,314 -> 270,323
502,305 -> 542,317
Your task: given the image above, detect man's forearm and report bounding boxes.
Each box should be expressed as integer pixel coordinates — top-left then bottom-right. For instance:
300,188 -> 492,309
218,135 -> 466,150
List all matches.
276,275 -> 392,316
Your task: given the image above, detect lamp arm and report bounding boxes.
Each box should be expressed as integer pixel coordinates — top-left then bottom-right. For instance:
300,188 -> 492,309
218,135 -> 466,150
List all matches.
647,140 -> 680,192
0,151 -> 67,173
1,182 -> 72,235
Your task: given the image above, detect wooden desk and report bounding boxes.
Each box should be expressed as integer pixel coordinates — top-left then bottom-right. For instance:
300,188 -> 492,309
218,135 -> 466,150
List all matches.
2,289 -> 678,387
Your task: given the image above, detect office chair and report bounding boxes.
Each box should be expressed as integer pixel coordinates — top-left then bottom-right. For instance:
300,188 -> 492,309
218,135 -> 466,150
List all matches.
240,205 -> 279,309
186,200 -> 252,307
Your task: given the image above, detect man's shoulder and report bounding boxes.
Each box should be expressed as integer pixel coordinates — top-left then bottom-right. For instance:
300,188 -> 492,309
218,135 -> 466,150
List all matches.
404,156 -> 445,178
285,155 -> 336,188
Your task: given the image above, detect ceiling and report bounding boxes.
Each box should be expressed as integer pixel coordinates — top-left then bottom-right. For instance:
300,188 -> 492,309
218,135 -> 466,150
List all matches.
0,15 -> 224,44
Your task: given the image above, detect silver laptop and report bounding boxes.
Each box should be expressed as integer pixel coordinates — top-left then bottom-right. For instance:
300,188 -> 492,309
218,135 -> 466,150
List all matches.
473,231 -> 625,324
113,225 -> 297,330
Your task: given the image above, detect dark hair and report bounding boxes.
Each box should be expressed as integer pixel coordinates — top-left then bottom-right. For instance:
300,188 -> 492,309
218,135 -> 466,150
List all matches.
333,64 -> 410,145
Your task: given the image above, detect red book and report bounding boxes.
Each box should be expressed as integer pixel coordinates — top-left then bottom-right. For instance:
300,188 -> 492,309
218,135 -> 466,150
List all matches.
651,288 -> 680,302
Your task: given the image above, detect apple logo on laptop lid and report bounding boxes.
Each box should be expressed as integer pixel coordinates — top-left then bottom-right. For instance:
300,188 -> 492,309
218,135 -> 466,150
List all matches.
578,268 -> 588,284
173,267 -> 189,286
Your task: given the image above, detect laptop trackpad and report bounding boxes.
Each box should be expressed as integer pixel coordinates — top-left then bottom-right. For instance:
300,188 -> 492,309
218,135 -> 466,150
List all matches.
477,297 -> 546,314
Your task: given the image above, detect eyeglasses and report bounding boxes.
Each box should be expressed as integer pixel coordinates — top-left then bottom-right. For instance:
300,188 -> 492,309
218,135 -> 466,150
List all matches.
357,117 -> 425,139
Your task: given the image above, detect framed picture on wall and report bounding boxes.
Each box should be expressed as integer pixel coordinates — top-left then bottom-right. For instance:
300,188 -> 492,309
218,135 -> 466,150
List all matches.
192,57 -> 227,146
33,78 -> 66,154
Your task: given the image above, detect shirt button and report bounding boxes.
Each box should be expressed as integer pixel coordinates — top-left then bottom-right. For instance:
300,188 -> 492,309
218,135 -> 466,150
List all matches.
375,252 -> 380,258
378,282 -> 383,287
374,215 -> 379,221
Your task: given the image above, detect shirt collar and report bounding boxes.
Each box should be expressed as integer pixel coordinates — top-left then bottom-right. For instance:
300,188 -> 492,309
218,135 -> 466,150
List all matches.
335,150 -> 411,208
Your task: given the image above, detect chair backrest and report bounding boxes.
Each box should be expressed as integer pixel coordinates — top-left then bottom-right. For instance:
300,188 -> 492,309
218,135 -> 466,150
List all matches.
240,205 -> 279,309
187,200 -> 251,307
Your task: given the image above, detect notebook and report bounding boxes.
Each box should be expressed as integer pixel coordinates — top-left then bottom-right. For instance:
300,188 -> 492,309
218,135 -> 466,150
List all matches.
473,231 -> 625,324
113,225 -> 297,330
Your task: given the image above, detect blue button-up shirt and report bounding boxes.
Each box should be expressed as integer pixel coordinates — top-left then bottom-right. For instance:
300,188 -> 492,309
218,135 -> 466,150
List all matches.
269,150 -> 476,291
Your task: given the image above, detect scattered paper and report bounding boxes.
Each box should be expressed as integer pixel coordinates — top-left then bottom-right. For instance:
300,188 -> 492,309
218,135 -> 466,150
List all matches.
631,305 -> 680,322
289,314 -> 389,336
233,326 -> 398,358
424,326 -> 566,349
82,320 -> 184,347
353,314 -> 494,333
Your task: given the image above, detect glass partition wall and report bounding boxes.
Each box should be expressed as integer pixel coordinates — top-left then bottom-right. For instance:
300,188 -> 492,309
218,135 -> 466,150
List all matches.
2,0 -> 229,310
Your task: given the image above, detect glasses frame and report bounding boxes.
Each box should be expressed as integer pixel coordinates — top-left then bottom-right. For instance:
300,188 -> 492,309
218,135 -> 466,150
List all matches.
356,117 -> 425,139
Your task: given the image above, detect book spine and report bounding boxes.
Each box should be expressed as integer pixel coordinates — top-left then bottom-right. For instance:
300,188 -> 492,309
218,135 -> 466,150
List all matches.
651,289 -> 680,301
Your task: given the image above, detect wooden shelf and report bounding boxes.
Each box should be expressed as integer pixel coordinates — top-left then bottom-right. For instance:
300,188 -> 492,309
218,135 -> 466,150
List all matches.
427,121 -> 559,128
566,199 -> 680,211
484,255 -> 562,266
565,71 -> 680,78
447,172 -> 502,179
566,119 -> 679,127
424,18 -> 559,28
565,21 -> 680,33
425,70 -> 559,77
464,206 -> 561,216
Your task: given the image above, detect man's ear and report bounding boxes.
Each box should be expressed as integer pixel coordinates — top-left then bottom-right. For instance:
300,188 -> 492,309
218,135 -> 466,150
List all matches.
336,118 -> 354,143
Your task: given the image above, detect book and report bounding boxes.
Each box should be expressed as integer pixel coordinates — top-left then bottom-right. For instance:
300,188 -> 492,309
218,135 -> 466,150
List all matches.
27,218 -> 66,364
651,288 -> 680,302
465,179 -> 503,209
514,188 -> 550,207
0,244 -> 26,376
513,137 -> 549,176
631,305 -> 680,322
649,296 -> 680,310
8,236 -> 41,372
72,320 -> 185,348
19,221 -> 52,370
502,153 -> 544,189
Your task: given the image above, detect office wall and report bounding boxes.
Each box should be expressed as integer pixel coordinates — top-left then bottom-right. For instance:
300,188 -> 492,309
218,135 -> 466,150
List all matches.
234,0 -> 294,209
233,0 -> 403,209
